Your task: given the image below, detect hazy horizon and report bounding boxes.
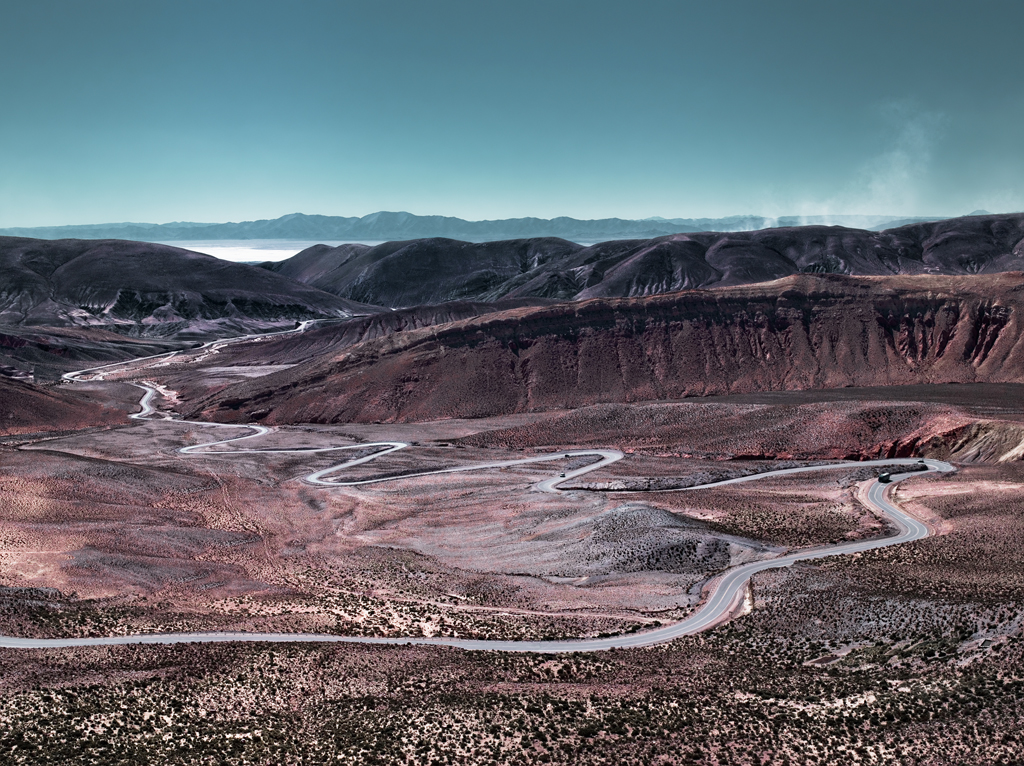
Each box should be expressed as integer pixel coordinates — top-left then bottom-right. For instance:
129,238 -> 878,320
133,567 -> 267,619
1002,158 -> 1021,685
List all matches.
1,209 -> 975,231
3,208 -> 1007,263
2,212 -> 934,228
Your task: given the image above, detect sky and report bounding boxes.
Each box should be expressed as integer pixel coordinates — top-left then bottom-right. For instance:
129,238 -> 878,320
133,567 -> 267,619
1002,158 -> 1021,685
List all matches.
1,0 -> 1023,227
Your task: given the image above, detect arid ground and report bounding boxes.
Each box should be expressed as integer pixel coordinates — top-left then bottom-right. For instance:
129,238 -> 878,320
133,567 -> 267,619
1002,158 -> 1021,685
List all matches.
2,335 -> 1023,764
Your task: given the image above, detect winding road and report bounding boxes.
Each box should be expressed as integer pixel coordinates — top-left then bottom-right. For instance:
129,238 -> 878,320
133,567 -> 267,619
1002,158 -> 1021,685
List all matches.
0,325 -> 954,653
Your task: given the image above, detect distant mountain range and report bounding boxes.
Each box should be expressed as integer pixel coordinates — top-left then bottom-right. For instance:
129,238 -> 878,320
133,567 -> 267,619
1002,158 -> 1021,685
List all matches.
0,211 -> 945,243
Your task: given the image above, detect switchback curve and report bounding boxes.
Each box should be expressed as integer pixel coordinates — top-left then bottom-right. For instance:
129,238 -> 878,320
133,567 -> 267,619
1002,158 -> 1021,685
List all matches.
1,328 -> 955,652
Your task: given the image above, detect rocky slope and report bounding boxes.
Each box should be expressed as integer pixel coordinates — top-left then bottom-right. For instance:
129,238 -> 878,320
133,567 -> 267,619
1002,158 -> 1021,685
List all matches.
0,237 -> 379,339
0,326 -> 182,381
0,376 -> 125,435
263,213 -> 1024,307
186,272 -> 1024,424
173,298 -> 556,369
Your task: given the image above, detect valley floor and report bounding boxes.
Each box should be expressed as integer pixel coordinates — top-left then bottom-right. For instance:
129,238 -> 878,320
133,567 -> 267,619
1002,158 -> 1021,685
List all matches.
1,345 -> 1022,764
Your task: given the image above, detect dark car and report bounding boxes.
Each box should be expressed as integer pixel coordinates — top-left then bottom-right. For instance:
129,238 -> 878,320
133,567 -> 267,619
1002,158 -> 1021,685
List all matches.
878,472 -> 892,483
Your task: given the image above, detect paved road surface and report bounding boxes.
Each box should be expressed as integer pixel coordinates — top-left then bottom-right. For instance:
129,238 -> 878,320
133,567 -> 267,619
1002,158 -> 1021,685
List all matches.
1,329 -> 954,653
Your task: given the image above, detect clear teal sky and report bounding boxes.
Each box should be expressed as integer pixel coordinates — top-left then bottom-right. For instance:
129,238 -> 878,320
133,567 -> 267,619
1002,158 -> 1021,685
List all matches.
2,0 -> 1022,227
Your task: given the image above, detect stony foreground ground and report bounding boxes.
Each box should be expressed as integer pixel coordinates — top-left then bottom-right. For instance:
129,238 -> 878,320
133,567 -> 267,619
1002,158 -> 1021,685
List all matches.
1,462 -> 1022,764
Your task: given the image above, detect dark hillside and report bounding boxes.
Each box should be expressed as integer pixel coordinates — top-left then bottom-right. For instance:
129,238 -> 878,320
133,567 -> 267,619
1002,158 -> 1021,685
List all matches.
265,213 -> 1024,307
187,272 -> 1024,424
0,237 -> 379,339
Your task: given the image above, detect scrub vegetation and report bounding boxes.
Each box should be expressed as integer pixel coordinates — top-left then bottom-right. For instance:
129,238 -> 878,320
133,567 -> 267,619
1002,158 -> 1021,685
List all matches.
3,462 -> 1024,764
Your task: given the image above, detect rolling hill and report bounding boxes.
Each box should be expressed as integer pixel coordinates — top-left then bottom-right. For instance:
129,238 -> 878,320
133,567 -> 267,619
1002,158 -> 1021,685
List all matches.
262,213 -> 1024,307
0,237 -> 380,340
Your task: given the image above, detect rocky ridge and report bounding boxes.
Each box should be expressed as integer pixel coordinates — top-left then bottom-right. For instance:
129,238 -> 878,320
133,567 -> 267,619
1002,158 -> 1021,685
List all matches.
187,272 -> 1024,424
263,213 -> 1024,307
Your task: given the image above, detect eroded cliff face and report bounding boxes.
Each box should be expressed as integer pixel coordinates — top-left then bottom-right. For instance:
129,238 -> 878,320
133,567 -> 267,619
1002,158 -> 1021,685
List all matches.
892,420 -> 1024,463
190,273 -> 1024,424
182,298 -> 556,368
